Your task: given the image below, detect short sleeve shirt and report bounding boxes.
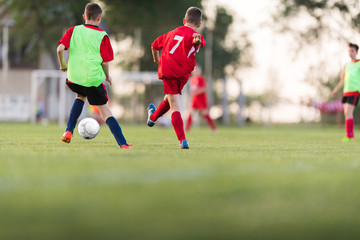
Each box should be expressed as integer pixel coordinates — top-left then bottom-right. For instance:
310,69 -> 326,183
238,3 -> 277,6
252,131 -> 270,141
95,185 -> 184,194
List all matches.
152,26 -> 206,80
58,24 -> 114,62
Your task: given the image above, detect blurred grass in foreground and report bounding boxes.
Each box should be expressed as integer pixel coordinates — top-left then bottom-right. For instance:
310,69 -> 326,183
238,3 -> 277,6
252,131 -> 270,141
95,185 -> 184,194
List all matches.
0,123 -> 359,240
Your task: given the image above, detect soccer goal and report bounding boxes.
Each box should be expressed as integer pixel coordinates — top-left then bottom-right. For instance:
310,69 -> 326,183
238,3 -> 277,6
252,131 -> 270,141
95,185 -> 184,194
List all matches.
30,70 -> 69,125
30,70 -> 190,125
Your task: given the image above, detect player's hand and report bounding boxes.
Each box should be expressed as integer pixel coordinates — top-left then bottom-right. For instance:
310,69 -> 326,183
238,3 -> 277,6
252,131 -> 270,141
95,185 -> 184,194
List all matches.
331,89 -> 337,97
193,33 -> 201,46
60,64 -> 67,72
106,75 -> 112,86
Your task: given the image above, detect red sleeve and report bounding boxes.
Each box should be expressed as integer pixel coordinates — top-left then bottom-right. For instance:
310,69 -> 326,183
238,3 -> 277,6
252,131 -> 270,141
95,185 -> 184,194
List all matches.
58,27 -> 75,50
151,34 -> 165,50
198,76 -> 206,87
201,35 -> 206,48
100,35 -> 114,62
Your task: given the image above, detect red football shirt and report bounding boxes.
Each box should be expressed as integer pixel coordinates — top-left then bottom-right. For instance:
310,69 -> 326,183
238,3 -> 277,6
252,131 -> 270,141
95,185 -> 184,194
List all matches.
152,26 -> 206,80
190,76 -> 208,109
58,24 -> 114,62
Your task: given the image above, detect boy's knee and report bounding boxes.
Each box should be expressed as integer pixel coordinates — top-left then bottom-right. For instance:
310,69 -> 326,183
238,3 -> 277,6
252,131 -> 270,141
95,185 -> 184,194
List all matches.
76,95 -> 86,101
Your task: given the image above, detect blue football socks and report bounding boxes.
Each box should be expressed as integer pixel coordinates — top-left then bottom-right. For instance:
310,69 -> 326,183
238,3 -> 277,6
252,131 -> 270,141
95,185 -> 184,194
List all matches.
66,98 -> 84,133
106,116 -> 128,146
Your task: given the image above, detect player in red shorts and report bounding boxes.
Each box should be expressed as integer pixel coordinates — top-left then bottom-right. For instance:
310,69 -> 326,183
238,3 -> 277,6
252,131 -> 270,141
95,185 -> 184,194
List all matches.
185,66 -> 216,132
147,7 -> 206,149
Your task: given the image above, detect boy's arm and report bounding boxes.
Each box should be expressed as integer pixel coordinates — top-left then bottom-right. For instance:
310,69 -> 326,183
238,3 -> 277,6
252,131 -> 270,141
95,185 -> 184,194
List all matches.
151,46 -> 160,64
332,66 -> 345,97
57,44 -> 67,72
101,62 -> 112,85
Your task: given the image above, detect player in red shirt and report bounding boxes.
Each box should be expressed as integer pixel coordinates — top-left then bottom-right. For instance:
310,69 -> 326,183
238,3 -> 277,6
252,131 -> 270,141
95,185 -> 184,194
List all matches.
147,7 -> 205,149
185,66 -> 216,132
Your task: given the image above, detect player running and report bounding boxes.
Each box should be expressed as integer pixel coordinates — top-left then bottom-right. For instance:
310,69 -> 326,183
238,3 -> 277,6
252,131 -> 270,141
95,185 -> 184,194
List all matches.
185,65 -> 216,132
57,3 -> 131,148
332,43 -> 360,142
147,7 -> 206,149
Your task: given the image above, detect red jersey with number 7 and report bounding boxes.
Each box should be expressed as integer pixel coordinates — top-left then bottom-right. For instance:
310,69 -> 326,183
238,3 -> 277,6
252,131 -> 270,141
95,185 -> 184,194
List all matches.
152,26 -> 206,80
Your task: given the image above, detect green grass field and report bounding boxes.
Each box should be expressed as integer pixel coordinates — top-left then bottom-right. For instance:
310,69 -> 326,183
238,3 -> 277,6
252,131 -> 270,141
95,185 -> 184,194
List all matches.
1,123 -> 360,240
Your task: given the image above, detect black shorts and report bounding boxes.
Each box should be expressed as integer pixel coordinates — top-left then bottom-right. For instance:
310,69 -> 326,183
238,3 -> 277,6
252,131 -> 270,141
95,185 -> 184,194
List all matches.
342,95 -> 359,106
66,79 -> 108,105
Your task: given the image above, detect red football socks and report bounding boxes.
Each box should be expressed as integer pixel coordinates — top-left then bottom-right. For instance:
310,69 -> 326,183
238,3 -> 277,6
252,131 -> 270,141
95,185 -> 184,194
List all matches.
150,100 -> 170,122
345,118 -> 354,138
204,114 -> 216,130
171,111 -> 186,142
185,113 -> 192,131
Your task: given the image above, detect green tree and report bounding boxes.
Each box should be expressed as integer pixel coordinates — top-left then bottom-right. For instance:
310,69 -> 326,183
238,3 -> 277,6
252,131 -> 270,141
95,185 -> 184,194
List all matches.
197,6 -> 251,115
274,0 -> 360,98
101,0 -> 202,71
275,0 -> 360,44
209,6 -> 251,79
1,0 -> 88,68
274,0 -> 360,125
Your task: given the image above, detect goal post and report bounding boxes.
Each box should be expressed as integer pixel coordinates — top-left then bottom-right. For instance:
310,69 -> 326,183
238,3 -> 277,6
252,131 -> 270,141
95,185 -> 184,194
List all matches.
30,70 -> 67,125
30,69 -> 190,125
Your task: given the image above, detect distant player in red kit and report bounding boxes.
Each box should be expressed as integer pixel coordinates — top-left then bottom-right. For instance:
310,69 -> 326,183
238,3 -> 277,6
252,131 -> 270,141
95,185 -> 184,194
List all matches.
147,7 -> 205,149
185,65 -> 216,132
307,98 -> 343,114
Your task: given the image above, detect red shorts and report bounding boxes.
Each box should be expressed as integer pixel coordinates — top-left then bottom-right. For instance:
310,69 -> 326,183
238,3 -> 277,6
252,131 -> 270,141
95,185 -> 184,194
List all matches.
190,94 -> 208,110
162,77 -> 188,94
191,100 -> 208,110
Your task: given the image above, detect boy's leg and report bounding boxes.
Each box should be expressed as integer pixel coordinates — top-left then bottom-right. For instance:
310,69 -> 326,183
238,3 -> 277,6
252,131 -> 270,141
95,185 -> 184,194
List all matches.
185,111 -> 192,131
62,95 -> 85,143
167,94 -> 188,148
344,103 -> 355,140
97,104 -> 131,148
201,110 -> 216,131
150,96 -> 171,122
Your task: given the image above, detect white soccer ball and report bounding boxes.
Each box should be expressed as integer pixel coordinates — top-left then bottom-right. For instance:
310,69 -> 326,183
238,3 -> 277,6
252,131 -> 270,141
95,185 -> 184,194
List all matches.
77,118 -> 100,140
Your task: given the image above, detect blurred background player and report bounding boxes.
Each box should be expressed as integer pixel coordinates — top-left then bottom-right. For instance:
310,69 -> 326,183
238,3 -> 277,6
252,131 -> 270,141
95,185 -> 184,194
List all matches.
332,42 -> 360,142
57,3 -> 131,148
308,98 -> 343,114
88,105 -> 103,125
306,98 -> 343,126
147,6 -> 206,149
185,65 -> 216,132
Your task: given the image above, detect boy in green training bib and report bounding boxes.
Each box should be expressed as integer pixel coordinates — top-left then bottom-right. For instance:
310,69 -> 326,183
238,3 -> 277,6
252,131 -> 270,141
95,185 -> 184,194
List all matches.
57,3 -> 132,149
332,43 -> 360,142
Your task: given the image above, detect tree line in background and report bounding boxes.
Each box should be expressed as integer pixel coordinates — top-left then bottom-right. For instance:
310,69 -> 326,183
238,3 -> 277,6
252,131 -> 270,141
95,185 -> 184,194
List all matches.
5,0 -> 360,123
1,0 -> 252,124
0,0 -> 88,68
274,0 -> 360,124
274,0 -> 360,98
0,0 -> 249,80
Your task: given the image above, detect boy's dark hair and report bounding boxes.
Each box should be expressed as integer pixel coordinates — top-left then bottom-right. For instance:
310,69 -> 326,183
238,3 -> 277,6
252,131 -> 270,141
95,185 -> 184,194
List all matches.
185,7 -> 202,26
85,3 -> 102,21
349,42 -> 359,52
